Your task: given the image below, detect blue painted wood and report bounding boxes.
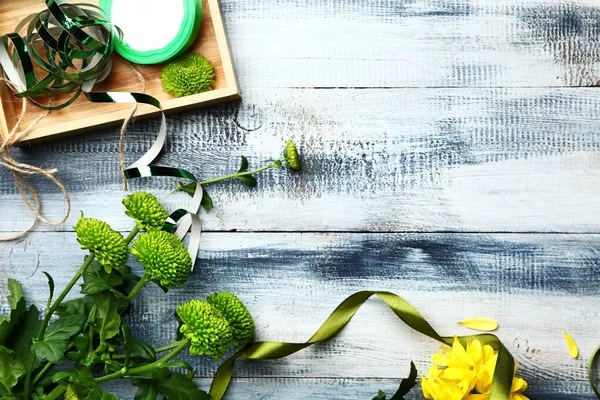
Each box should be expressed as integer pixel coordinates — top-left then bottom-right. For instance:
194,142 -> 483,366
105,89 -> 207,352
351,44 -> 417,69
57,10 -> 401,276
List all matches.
2,0 -> 600,398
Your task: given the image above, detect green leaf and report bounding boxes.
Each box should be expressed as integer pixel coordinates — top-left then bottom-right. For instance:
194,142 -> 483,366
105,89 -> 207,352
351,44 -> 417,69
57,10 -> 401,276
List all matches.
390,361 -> 418,399
376,362 -> 418,400
56,296 -> 93,318
200,186 -> 213,212
92,292 -> 129,342
237,175 -> 257,187
163,360 -> 194,372
131,338 -> 156,362
66,334 -> 90,362
46,315 -> 85,341
82,261 -> 124,295
80,278 -> 116,296
132,380 -> 159,400
42,272 -> 55,310
175,182 -> 197,196
7,305 -> 41,366
0,348 -> 24,396
156,372 -> 207,400
32,339 -> 66,365
0,279 -> 26,345
372,390 -> 387,400
238,156 -> 249,173
33,316 -> 85,364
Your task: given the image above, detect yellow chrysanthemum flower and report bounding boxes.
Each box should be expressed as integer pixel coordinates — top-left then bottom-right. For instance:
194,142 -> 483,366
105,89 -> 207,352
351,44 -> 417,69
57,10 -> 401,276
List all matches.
422,337 -> 529,400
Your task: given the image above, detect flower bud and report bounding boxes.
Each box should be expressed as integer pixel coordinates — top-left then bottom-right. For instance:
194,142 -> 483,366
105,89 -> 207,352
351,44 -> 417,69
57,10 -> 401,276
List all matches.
123,192 -> 169,232
161,53 -> 215,98
74,213 -> 128,273
177,299 -> 233,359
207,291 -> 254,349
283,140 -> 301,171
130,231 -> 192,289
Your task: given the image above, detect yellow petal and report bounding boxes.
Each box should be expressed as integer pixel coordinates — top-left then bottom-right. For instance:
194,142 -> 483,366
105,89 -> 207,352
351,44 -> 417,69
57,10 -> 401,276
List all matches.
563,330 -> 579,359
458,318 -> 499,332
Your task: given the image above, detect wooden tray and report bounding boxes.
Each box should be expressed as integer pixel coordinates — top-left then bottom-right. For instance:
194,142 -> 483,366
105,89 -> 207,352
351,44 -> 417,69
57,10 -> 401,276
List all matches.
0,0 -> 240,144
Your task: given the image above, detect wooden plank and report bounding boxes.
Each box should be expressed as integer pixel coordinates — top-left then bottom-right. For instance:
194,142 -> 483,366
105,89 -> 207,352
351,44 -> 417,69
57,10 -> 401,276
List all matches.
2,88 -> 600,233
222,0 -> 600,88
102,377 -> 597,399
1,232 -> 598,387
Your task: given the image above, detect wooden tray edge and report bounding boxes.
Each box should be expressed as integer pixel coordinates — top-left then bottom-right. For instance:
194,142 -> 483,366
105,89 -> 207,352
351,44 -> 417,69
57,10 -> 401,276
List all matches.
3,0 -> 241,145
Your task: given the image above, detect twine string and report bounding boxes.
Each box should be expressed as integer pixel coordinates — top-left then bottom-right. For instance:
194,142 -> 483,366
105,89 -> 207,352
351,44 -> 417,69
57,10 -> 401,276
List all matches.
118,62 -> 147,192
0,78 -> 70,242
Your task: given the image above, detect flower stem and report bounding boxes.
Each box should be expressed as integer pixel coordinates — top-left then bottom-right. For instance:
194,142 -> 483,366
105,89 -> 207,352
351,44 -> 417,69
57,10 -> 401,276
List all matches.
125,226 -> 141,244
96,340 -> 189,383
111,339 -> 184,360
198,162 -> 282,186
84,225 -> 140,354
127,273 -> 151,301
45,385 -> 65,400
31,360 -> 53,386
24,253 -> 96,399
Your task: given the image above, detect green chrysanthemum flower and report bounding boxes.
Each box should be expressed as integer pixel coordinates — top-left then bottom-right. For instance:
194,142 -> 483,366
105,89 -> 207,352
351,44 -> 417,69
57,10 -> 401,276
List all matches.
123,192 -> 169,232
283,140 -> 301,171
74,213 -> 128,273
161,53 -> 215,98
207,291 -> 254,349
130,230 -> 192,289
177,299 -> 233,359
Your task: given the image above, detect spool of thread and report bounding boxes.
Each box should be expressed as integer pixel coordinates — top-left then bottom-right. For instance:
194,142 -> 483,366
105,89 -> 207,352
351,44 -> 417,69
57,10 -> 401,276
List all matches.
99,0 -> 203,65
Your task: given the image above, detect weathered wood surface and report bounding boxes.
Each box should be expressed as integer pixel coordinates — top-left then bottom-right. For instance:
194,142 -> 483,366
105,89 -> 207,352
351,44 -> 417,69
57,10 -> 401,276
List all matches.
1,232 -> 599,396
3,88 -> 600,233
1,0 -> 600,398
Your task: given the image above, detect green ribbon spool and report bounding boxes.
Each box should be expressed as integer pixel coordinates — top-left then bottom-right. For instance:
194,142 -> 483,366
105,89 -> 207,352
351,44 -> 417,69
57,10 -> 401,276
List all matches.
98,0 -> 202,64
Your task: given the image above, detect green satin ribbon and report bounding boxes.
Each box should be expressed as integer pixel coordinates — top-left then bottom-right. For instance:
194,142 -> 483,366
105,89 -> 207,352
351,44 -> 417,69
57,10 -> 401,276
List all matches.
209,291 -> 516,400
99,0 -> 202,64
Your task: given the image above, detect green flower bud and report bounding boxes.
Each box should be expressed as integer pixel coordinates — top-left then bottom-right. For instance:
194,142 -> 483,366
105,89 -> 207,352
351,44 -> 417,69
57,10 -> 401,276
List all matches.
177,299 -> 233,359
283,140 -> 301,171
130,231 -> 192,289
74,213 -> 128,273
161,53 -> 215,98
207,291 -> 254,349
123,192 -> 169,232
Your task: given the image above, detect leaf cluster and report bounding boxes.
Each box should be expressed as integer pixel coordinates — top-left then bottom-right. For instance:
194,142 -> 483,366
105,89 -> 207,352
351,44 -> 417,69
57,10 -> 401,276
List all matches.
0,261 -> 208,400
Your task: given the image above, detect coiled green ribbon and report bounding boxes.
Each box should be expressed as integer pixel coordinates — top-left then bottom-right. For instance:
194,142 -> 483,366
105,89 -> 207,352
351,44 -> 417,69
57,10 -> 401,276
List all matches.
209,291 -> 516,400
99,0 -> 202,64
0,1 -> 204,267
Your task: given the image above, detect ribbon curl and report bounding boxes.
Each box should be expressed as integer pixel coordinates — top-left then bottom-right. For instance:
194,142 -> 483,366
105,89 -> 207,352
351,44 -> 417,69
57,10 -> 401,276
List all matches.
209,291 -> 516,400
0,1 -> 203,266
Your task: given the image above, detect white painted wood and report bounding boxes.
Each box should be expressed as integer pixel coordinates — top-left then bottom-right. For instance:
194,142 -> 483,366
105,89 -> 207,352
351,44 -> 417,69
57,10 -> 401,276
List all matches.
223,0 -> 600,88
1,0 -> 600,397
102,378 -> 596,399
1,232 -> 598,394
2,88 -> 600,233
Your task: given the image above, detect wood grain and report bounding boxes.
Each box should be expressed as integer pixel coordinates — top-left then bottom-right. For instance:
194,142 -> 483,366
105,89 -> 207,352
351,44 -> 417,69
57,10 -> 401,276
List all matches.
224,0 -> 600,89
1,88 -> 600,233
0,0 -> 240,142
0,232 -> 598,389
102,378 -> 598,399
1,0 -> 600,397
